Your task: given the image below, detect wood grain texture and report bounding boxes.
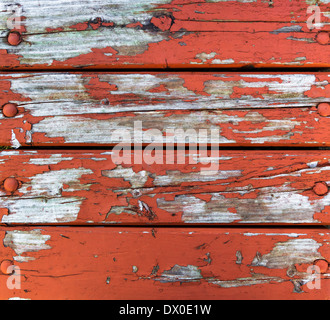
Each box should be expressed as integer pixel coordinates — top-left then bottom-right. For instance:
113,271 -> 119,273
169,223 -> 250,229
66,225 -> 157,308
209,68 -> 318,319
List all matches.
0,0 -> 329,69
0,227 -> 329,300
1,72 -> 329,147
1,150 -> 329,225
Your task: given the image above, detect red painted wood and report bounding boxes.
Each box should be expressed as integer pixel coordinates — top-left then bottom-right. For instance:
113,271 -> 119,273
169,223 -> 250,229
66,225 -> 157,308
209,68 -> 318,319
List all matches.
0,0 -> 329,69
0,72 -> 329,147
0,227 -> 329,300
0,0 -> 329,301
0,150 -> 329,225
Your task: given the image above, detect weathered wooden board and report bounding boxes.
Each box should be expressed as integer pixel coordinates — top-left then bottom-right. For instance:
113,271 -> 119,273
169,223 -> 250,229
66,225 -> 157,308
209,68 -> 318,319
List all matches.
0,227 -> 329,300
0,0 -> 329,69
1,150 -> 329,225
1,72 -> 329,147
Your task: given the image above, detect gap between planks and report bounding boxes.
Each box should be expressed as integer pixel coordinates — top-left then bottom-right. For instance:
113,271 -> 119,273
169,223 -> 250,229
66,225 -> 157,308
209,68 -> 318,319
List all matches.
12,146 -> 330,152
1,67 -> 330,73
1,224 -> 329,229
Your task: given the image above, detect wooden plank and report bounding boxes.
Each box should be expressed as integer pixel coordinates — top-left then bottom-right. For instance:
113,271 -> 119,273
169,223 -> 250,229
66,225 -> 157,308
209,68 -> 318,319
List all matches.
1,150 -> 329,225
0,0 -> 329,69
0,227 -> 329,300
0,72 -> 329,147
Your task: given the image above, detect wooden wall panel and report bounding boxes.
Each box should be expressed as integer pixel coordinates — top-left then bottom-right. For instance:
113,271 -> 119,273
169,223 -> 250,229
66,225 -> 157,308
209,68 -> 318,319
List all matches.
0,73 -> 329,147
0,227 -> 329,300
0,150 -> 329,225
1,0 -> 329,301
0,0 -> 329,69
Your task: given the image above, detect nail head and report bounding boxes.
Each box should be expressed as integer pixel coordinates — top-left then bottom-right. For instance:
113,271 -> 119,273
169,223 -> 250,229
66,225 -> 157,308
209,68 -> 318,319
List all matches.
316,32 -> 330,45
2,103 -> 18,118
317,102 -> 330,117
313,182 -> 329,196
151,15 -> 173,31
7,31 -> 22,46
1,260 -> 14,275
313,259 -> 329,274
3,177 -> 19,193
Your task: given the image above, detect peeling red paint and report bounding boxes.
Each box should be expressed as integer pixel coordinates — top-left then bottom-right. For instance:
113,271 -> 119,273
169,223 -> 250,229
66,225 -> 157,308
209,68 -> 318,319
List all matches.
46,27 -> 64,33
126,22 -> 143,29
0,72 -> 329,148
69,22 -> 89,31
0,150 -> 329,225
0,227 -> 328,300
151,15 -> 173,31
0,0 -> 329,69
0,0 -> 329,301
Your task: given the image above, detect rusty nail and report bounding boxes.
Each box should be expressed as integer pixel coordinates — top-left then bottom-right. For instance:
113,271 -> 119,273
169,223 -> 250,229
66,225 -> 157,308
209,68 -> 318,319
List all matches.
7,31 -> 23,46
313,182 -> 329,196
3,177 -> 19,193
317,102 -> 330,117
313,259 -> 329,274
2,103 -> 18,118
316,31 -> 330,45
1,260 -> 14,275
